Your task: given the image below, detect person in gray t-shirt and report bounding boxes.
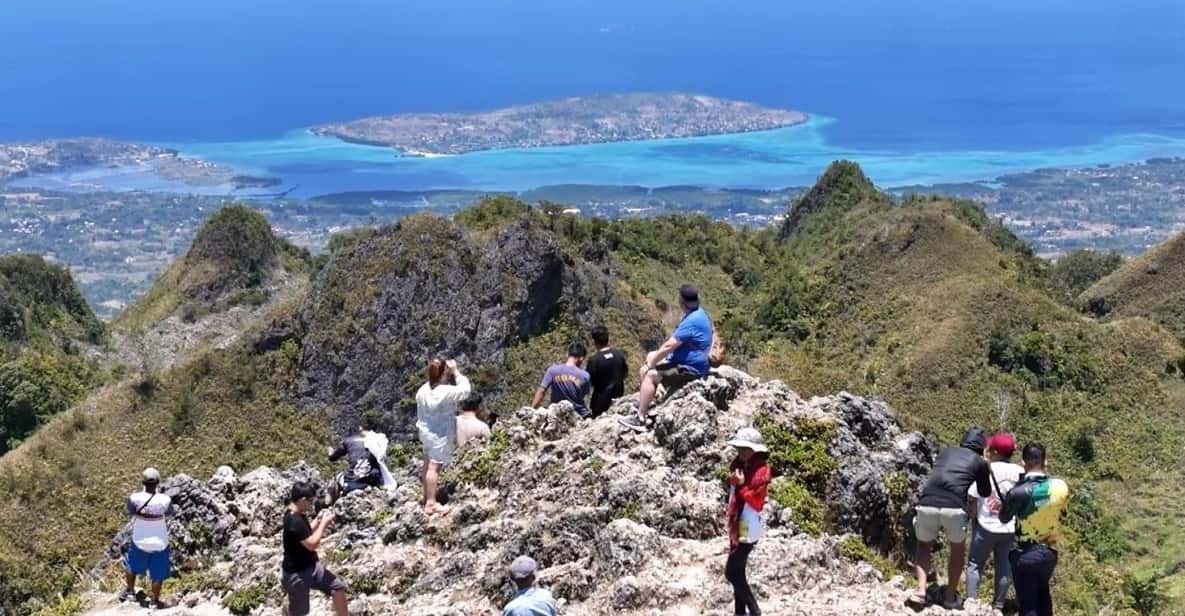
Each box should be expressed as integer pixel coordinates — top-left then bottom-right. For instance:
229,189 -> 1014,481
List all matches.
531,343 -> 591,417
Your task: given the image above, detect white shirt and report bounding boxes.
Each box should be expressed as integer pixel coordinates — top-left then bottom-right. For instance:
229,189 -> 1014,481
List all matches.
127,490 -> 173,552
415,375 -> 471,463
967,460 -> 1024,534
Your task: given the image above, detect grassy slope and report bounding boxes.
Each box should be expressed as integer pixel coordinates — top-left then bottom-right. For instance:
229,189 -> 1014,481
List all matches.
753,187 -> 1185,612
0,296 -> 335,612
1083,231 -> 1185,341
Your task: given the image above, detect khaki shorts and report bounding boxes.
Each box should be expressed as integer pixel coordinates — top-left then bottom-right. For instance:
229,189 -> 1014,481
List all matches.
282,562 -> 346,616
914,506 -> 969,543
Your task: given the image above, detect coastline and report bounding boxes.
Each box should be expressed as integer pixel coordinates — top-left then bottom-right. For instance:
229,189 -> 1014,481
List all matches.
310,113 -> 811,157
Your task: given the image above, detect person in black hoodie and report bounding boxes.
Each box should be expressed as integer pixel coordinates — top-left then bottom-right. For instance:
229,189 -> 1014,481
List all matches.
907,427 -> 992,609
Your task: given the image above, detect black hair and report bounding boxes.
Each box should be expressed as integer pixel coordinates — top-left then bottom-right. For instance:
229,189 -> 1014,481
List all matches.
590,325 -> 610,347
568,342 -> 587,359
289,481 -> 317,504
461,393 -> 483,412
1022,442 -> 1046,465
679,284 -> 699,304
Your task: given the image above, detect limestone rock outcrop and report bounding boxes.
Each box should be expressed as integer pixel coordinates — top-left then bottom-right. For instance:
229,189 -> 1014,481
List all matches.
90,368 -> 995,616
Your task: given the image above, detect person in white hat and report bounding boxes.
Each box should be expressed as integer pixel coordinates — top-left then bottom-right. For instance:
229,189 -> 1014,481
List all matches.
502,555 -> 557,616
725,427 -> 770,616
118,467 -> 175,609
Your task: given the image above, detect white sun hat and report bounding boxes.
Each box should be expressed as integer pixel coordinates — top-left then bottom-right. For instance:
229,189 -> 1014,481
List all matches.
727,427 -> 768,453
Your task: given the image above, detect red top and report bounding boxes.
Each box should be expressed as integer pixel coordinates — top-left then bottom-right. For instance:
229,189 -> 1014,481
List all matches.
727,454 -> 771,550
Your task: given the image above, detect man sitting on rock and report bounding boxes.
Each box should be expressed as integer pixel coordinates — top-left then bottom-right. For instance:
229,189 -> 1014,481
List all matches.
456,392 -> 492,448
618,283 -> 713,432
282,482 -> 348,616
532,343 -> 591,418
908,427 -> 992,610
502,555 -> 557,616
118,467 -> 175,609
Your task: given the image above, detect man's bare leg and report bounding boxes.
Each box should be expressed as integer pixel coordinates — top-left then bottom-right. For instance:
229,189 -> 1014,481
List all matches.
914,541 -> 932,600
946,540 -> 967,604
331,588 -> 348,616
637,370 -> 660,420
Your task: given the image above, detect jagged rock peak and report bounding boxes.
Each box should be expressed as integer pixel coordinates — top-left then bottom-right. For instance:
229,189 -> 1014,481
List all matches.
88,367 -> 998,616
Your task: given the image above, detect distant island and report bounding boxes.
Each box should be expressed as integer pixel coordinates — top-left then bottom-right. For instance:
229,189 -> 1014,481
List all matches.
310,92 -> 808,155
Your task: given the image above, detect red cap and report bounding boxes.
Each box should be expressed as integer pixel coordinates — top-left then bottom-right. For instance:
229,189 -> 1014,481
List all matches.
987,433 -> 1015,457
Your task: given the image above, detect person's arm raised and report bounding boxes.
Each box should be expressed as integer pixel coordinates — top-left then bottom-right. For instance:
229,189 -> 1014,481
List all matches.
300,510 -> 334,552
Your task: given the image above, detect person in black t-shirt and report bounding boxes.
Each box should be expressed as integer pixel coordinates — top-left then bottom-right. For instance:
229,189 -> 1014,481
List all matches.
281,482 -> 347,616
586,326 -> 628,418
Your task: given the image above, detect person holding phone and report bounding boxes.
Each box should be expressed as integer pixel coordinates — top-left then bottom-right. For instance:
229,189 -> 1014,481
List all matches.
281,482 -> 347,616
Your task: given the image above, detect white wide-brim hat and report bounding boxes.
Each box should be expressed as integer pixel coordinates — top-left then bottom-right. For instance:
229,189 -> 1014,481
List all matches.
727,427 -> 768,453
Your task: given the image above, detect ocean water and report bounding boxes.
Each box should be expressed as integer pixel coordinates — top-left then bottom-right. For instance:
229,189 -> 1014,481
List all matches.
3,0 -> 1185,193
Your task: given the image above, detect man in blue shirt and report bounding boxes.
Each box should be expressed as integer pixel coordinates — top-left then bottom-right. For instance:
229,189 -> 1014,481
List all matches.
502,555 -> 557,616
531,343 -> 592,417
619,284 -> 713,431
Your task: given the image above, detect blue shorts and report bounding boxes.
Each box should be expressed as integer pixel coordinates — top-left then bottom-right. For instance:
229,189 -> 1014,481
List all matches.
126,544 -> 171,582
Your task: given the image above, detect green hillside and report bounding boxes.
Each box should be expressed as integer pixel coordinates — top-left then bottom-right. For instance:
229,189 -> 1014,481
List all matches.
113,204 -> 312,333
0,255 -> 109,455
2,164 -> 1183,614
1082,231 -> 1185,342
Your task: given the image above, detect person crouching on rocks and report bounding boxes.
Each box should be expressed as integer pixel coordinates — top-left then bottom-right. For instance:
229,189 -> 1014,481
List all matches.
725,427 -> 771,616
282,482 -> 347,616
415,357 -> 470,515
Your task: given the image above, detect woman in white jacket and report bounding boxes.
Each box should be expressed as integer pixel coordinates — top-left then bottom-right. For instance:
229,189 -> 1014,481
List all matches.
415,358 -> 470,515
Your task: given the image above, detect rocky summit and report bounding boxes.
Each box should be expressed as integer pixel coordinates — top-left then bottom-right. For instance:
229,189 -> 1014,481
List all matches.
85,367 -> 995,616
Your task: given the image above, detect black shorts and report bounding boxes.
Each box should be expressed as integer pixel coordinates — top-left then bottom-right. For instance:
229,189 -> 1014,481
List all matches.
656,363 -> 702,390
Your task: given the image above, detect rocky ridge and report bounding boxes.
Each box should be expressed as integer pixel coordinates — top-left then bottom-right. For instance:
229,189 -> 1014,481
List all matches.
87,367 -> 995,616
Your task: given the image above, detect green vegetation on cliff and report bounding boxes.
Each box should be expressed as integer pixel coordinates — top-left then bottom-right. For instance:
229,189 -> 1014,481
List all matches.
0,255 -> 108,454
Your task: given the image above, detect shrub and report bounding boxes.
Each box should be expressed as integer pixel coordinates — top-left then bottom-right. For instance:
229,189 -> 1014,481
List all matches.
1047,250 -> 1123,303
1123,568 -> 1168,615
768,477 -> 824,535
223,584 -> 268,616
839,535 -> 899,579
451,430 -> 510,485
752,413 -> 838,492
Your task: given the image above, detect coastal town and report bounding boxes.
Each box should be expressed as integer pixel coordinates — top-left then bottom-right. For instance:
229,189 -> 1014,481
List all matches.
3,126 -> 1184,318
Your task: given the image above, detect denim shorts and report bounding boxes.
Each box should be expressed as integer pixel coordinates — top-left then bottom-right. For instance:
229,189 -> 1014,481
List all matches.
126,544 -> 171,582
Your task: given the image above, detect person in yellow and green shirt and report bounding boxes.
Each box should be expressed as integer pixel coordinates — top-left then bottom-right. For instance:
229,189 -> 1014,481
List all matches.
1000,442 -> 1070,616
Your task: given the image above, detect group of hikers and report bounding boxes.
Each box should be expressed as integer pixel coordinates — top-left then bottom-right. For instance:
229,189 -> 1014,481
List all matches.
116,282 -> 1070,616
907,428 -> 1070,616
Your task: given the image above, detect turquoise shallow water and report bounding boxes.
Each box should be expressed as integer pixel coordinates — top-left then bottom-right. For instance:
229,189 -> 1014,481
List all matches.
14,116 -> 1185,197
164,116 -> 1185,196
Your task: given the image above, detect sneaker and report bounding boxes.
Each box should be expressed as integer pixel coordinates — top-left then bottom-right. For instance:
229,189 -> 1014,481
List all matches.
942,596 -> 964,611
148,599 -> 169,611
117,590 -> 137,603
616,414 -> 651,432
904,593 -> 927,609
